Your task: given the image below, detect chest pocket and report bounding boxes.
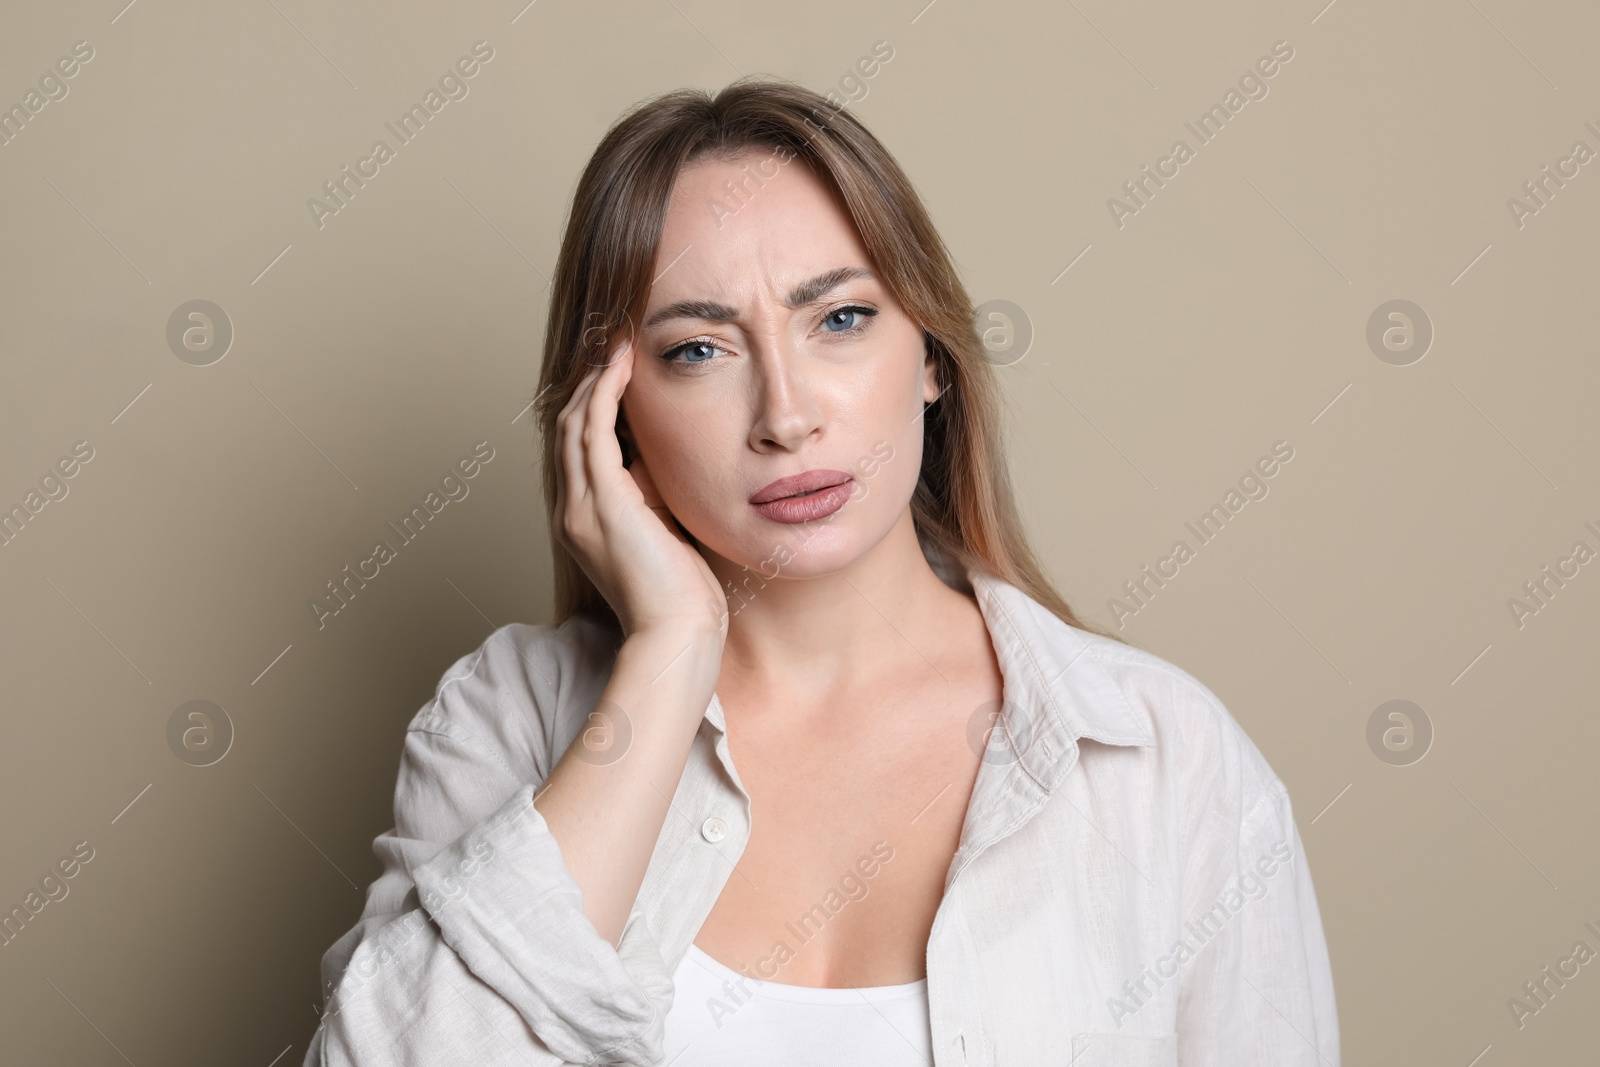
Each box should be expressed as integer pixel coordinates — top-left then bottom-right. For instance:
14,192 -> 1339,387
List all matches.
1070,1031 -> 1177,1067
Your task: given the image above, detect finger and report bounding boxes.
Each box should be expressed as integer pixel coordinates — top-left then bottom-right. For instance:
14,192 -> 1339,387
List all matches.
560,364 -> 605,508
560,374 -> 595,501
556,362 -> 602,427
580,337 -> 633,489
647,504 -> 693,547
631,448 -> 693,547
553,364 -> 608,550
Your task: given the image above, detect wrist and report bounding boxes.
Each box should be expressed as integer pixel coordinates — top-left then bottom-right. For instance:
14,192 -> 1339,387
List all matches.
622,608 -> 726,646
619,623 -> 725,672
624,617 -> 726,652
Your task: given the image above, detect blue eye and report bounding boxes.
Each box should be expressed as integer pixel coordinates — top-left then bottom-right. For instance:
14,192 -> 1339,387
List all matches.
823,305 -> 876,332
661,340 -> 719,364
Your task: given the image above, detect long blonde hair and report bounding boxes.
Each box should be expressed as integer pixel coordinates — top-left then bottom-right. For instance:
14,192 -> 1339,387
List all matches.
533,75 -> 1126,646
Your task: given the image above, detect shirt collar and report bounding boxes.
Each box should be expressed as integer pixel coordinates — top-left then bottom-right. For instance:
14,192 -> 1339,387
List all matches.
702,560 -> 1155,765
967,564 -> 1155,755
951,561 -> 1156,889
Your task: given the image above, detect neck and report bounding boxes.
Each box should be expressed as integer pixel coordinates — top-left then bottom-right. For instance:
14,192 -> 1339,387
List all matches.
707,508 -> 963,693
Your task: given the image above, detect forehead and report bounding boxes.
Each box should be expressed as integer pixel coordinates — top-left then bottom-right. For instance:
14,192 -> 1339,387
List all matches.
647,150 -> 873,304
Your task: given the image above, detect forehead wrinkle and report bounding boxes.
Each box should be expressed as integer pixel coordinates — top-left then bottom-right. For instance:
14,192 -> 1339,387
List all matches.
642,266 -> 876,331
648,157 -> 872,332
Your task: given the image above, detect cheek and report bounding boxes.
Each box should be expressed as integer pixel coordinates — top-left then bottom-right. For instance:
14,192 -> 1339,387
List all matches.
822,366 -> 925,513
848,429 -> 922,509
627,399 -> 737,515
845,356 -> 930,512
856,327 -> 933,428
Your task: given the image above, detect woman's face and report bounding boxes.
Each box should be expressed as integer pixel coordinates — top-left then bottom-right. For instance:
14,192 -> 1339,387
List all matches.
619,149 -> 939,585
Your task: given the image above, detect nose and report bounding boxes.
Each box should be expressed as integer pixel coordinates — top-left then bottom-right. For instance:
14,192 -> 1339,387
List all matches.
747,335 -> 822,454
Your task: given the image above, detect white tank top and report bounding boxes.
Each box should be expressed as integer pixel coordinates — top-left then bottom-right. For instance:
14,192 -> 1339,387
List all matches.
661,942 -> 933,1064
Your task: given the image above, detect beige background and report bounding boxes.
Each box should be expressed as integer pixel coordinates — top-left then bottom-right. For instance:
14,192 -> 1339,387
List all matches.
2,0 -> 1597,1062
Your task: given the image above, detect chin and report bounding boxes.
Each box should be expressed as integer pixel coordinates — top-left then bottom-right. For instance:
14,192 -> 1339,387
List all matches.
700,500 -> 892,584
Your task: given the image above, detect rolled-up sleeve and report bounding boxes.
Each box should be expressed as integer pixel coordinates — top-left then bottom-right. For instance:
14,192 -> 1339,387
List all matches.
303,624 -> 676,1067
1176,771 -> 1340,1066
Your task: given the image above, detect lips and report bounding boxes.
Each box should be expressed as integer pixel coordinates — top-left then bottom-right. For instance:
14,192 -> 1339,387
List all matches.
748,469 -> 853,505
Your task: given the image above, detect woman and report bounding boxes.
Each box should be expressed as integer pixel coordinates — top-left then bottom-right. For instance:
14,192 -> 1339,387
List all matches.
305,77 -> 1339,1066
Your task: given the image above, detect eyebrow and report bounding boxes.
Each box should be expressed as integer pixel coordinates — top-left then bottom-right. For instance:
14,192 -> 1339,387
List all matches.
641,266 -> 876,331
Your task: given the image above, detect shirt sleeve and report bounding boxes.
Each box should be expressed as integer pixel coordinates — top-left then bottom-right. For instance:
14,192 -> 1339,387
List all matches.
302,623 -> 677,1067
1175,770 -> 1341,1066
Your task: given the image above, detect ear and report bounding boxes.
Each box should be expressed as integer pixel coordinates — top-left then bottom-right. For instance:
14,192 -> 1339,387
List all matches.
921,349 -> 941,404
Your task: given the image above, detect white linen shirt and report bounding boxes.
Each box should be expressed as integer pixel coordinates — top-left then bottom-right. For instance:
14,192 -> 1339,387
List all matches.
302,563 -> 1340,1067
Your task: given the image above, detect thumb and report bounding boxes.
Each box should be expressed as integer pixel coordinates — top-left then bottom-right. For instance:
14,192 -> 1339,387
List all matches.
628,448 -> 665,508
630,452 -> 695,546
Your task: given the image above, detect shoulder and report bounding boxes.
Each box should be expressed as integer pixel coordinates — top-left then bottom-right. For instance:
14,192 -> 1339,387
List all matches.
404,614 -> 621,780
1067,626 -> 1289,832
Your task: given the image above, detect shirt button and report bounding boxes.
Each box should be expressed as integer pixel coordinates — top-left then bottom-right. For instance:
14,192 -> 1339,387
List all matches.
700,816 -> 728,843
